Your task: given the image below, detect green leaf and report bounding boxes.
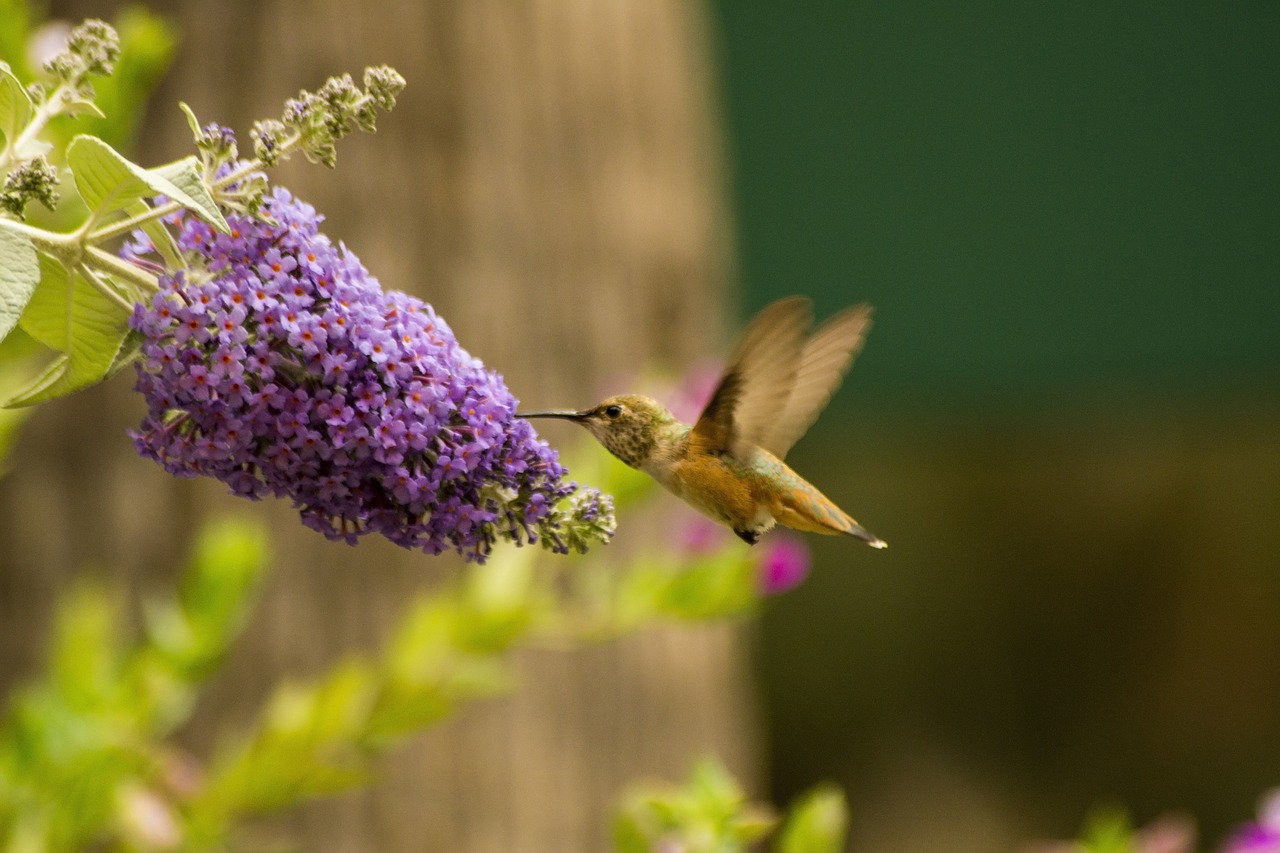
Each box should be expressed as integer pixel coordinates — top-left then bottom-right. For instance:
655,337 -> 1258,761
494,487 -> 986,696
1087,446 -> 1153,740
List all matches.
0,61 -> 34,155
656,550 -> 758,621
62,96 -> 106,120
7,255 -> 132,406
1079,808 -> 1137,853
125,199 -> 181,270
50,583 -> 125,704
456,546 -> 539,652
152,156 -> 226,234
183,517 -> 271,634
774,785 -> 848,853
66,135 -> 228,233
309,660 -> 377,742
104,328 -> 143,378
179,101 -> 202,140
9,330 -> 140,409
0,223 -> 39,343
0,7 -> 32,82
0,352 -> 70,408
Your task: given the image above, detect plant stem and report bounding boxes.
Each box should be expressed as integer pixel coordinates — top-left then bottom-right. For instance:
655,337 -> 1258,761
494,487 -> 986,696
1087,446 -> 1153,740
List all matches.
77,262 -> 135,313
0,216 -> 76,256
84,245 -> 160,295
0,83 -> 70,173
88,205 -> 172,247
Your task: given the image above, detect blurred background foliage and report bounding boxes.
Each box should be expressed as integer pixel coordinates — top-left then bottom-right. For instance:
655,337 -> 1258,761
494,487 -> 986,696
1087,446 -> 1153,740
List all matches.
710,1 -> 1280,849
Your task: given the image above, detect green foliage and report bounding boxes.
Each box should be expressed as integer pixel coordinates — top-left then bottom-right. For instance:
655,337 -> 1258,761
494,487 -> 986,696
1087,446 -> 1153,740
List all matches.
0,12 -> 400,411
1077,810 -> 1140,853
0,9 -> 179,412
0,442 -> 786,850
66,136 -> 226,233
551,447 -> 764,639
182,552 -> 533,843
774,784 -> 849,853
613,758 -> 849,853
0,5 -> 176,158
0,219 -> 37,342
181,462 -> 769,846
1047,807 -> 1204,853
0,517 -> 270,851
0,329 -> 36,470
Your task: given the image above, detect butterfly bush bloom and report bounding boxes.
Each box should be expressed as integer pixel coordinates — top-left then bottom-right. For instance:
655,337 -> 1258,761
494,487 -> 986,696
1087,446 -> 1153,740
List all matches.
128,186 -> 613,561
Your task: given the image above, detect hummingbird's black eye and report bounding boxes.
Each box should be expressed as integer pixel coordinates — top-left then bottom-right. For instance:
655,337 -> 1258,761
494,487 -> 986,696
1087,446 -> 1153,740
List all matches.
604,404 -> 623,419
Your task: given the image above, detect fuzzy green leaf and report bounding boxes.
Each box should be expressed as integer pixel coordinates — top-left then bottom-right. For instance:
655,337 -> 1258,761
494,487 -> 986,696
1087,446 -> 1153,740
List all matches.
152,156 -> 226,233
178,102 -> 202,141
125,199 -> 182,270
0,223 -> 39,343
62,95 -> 106,120
7,256 -> 131,406
0,62 -> 34,155
66,135 -> 228,232
0,351 -> 70,408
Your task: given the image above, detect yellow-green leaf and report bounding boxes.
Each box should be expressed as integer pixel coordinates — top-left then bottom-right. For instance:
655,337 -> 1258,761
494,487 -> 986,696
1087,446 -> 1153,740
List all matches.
0,222 -> 39,342
126,199 -> 182,270
774,785 -> 848,853
153,157 -> 225,234
10,256 -> 132,405
67,135 -> 228,233
0,62 -> 34,155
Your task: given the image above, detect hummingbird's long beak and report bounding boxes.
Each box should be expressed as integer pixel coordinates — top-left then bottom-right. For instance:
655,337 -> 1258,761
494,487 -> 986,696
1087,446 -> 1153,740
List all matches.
516,409 -> 587,421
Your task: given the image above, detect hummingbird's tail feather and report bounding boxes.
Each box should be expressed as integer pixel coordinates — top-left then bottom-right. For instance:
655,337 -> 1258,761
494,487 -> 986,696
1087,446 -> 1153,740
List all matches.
846,522 -> 888,549
771,480 -> 887,548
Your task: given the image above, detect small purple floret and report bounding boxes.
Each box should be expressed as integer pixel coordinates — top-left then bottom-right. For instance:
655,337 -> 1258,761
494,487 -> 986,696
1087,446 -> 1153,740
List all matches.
129,187 -> 610,561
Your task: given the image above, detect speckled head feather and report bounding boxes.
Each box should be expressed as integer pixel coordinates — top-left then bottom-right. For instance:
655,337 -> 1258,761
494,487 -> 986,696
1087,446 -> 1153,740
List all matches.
520,394 -> 677,469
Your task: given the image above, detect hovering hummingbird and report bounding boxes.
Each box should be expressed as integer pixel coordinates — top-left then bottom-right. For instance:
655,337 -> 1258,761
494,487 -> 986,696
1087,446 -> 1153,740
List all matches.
519,297 -> 887,548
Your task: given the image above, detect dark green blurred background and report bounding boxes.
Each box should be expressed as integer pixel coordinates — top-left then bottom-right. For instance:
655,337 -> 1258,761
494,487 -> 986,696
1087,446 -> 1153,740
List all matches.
711,1 -> 1280,848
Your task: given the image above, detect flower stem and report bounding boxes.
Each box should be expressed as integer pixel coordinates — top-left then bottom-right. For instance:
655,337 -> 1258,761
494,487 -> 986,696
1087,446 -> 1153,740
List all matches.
0,83 -> 70,173
77,262 -> 136,313
84,244 -> 160,295
88,204 -> 171,246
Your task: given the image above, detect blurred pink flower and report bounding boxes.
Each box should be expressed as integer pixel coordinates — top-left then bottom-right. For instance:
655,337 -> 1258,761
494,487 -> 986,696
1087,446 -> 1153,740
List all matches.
1136,816 -> 1196,853
757,533 -> 811,595
1223,789 -> 1280,853
678,515 -> 729,556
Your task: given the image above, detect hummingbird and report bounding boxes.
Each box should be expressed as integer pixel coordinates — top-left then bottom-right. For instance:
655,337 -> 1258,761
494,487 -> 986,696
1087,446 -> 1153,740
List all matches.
519,297 -> 887,548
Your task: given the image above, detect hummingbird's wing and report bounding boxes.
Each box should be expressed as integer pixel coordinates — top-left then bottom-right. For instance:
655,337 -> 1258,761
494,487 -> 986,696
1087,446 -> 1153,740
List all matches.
691,297 -> 813,457
758,303 -> 873,459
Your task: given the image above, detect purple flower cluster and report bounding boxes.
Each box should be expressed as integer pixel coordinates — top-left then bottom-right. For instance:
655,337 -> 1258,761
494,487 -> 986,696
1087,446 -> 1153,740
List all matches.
129,186 -> 613,561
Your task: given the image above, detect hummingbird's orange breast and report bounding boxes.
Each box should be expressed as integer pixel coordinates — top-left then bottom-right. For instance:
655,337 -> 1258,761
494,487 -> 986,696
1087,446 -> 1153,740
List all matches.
662,453 -> 768,529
